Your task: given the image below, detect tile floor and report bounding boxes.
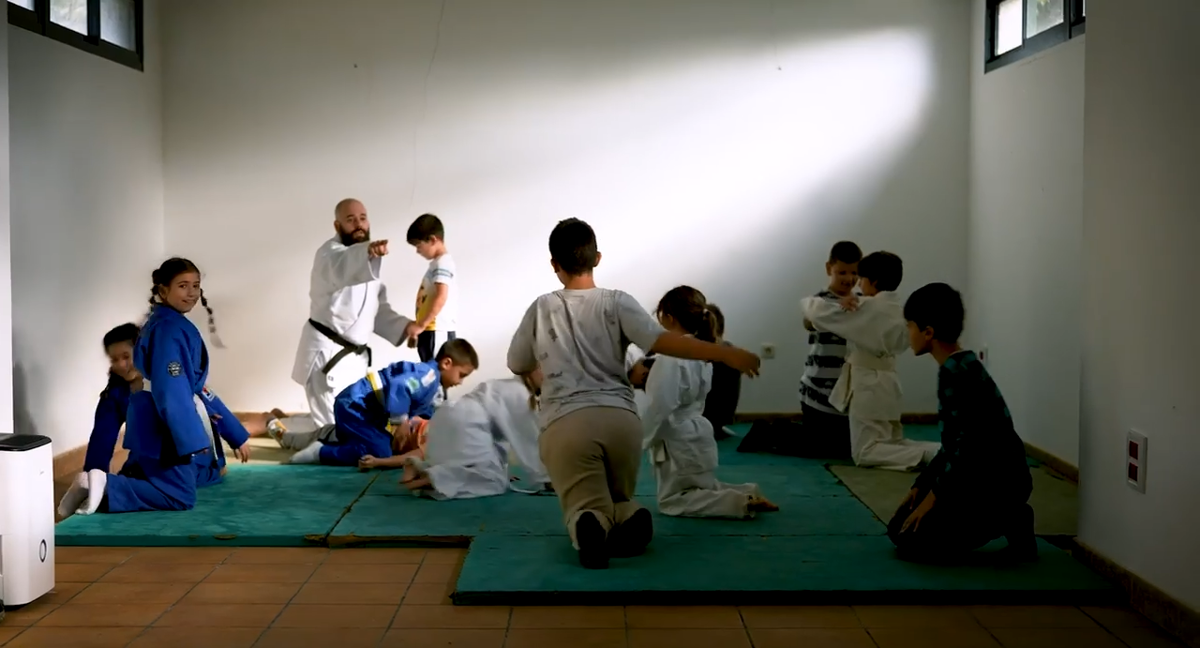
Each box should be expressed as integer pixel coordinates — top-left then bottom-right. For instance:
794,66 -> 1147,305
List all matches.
0,546 -> 1185,648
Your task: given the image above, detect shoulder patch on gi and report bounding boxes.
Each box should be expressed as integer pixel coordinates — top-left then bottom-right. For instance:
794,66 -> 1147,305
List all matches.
405,377 -> 421,394
167,361 -> 182,377
420,369 -> 437,387
201,386 -> 216,401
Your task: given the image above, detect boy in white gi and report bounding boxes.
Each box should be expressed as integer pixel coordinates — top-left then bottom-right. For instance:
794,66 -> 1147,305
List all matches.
801,251 -> 940,471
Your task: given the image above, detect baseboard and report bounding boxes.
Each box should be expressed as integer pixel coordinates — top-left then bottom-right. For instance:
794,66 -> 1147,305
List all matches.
1023,441 -> 1079,484
733,412 -> 939,425
53,444 -> 88,481
1070,539 -> 1200,648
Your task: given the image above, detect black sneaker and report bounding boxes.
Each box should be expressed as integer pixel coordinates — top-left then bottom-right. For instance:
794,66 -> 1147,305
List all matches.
608,508 -> 654,558
575,512 -> 609,569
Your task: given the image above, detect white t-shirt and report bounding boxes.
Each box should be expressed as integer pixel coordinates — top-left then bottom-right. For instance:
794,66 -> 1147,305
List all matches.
419,253 -> 457,331
507,288 -> 665,430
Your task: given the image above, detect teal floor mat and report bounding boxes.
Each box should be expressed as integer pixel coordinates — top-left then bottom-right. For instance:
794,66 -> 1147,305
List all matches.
55,466 -> 378,547
453,534 -> 1116,605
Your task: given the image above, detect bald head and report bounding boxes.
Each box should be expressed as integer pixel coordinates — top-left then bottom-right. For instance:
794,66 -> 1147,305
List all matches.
333,198 -> 370,245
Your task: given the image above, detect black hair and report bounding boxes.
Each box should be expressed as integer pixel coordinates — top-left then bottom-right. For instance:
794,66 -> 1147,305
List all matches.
829,241 -> 863,265
656,285 -> 718,343
548,218 -> 599,276
103,323 -> 140,349
858,251 -> 903,292
903,282 -> 965,343
708,304 -> 726,339
436,338 -> 479,368
406,213 -> 445,244
149,257 -> 222,347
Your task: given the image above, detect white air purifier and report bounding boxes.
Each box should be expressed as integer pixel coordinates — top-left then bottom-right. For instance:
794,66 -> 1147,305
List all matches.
0,434 -> 56,608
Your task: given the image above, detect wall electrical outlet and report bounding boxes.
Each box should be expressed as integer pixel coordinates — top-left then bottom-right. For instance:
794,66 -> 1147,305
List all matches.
761,344 -> 776,360
1126,429 -> 1148,493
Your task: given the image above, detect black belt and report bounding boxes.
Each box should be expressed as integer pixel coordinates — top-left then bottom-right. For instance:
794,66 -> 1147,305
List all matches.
308,319 -> 372,375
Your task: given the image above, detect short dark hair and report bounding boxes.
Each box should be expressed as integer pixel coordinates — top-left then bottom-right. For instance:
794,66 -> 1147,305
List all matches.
549,218 -> 599,276
829,241 -> 862,265
858,251 -> 903,292
407,214 -> 445,243
103,323 -> 140,349
436,338 -> 478,368
904,282 -> 965,343
708,304 -> 726,338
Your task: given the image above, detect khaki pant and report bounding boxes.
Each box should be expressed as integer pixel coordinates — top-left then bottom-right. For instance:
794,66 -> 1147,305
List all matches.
539,406 -> 646,548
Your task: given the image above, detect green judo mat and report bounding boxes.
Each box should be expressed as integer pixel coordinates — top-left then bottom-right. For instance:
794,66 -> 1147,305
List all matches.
54,424 -> 1116,605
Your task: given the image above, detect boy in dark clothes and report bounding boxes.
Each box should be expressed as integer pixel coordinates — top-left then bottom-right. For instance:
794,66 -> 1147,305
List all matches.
702,305 -> 741,440
888,283 -> 1036,563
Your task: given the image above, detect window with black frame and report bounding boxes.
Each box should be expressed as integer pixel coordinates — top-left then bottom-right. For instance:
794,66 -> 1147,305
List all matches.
7,0 -> 143,71
985,0 -> 1085,73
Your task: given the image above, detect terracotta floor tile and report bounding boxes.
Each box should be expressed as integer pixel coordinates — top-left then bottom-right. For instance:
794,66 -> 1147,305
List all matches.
739,605 -> 861,628
4,626 -> 143,648
55,547 -> 137,564
309,562 -> 419,584
273,603 -> 398,628
412,561 -> 457,584
325,548 -> 428,564
626,605 -> 744,628
255,627 -> 386,648
202,563 -> 315,583
71,582 -> 192,605
870,625 -> 1003,647
1080,605 -> 1155,628
401,582 -> 454,605
989,627 -> 1128,647
853,605 -> 980,628
0,627 -> 25,644
393,605 -> 511,629
423,548 -> 467,565
1105,625 -> 1188,648
127,626 -> 263,648
180,582 -> 301,605
292,582 -> 407,605
99,563 -> 213,584
38,581 -> 88,606
224,547 -> 330,564
154,603 -> 284,627
1,603 -> 58,626
378,628 -> 506,648
971,605 -> 1099,628
748,628 -> 877,648
123,547 -> 233,564
504,628 -> 627,648
509,606 -> 625,628
628,628 -> 751,648
56,562 -> 117,582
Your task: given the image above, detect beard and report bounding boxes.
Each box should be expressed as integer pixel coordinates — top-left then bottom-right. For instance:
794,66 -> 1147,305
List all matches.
338,227 -> 370,247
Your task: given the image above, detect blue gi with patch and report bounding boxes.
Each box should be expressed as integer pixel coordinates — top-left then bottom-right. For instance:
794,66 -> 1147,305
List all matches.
83,375 -> 134,473
320,360 -> 441,467
104,305 -> 250,513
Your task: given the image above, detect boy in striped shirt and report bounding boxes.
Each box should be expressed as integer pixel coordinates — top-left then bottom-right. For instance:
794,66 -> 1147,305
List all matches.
798,241 -> 861,459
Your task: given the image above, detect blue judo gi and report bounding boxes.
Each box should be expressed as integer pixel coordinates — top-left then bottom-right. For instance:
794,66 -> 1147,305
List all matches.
83,375 -> 134,473
319,360 -> 441,467
103,305 -> 250,513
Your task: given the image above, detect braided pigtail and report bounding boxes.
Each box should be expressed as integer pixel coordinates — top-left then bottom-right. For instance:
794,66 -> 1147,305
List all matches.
200,290 -> 225,349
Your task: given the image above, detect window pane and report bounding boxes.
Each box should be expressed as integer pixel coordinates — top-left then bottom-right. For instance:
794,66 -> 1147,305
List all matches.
7,0 -> 35,10
101,0 -> 136,50
50,0 -> 88,35
1026,0 -> 1064,37
1082,0 -> 1086,17
996,0 -> 1023,55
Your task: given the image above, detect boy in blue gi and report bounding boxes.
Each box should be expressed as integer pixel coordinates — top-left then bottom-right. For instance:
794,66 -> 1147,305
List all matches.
80,323 -> 143,476
889,282 -> 1036,563
288,338 -> 478,467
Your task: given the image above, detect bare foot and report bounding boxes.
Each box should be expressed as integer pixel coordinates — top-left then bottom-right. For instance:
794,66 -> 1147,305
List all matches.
270,408 -> 287,419
749,498 -> 780,512
400,462 -> 420,485
403,476 -> 432,491
220,466 -> 229,477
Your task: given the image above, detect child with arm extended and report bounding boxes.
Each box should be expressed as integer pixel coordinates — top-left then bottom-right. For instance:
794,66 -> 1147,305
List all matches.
80,324 -> 143,478
638,287 -> 777,518
888,283 -> 1035,563
507,218 -> 761,569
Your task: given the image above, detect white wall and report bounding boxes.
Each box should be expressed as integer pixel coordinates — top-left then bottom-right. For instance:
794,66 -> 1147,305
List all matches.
0,18 -> 12,437
968,3 -> 1084,465
1078,0 -> 1200,610
162,0 -> 971,414
8,1 -> 164,451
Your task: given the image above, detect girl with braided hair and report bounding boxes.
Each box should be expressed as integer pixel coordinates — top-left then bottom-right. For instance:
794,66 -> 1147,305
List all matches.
58,258 -> 252,516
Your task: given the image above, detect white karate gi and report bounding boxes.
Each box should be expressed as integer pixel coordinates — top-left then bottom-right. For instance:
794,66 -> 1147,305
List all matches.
291,237 -> 413,427
801,291 -> 940,471
416,377 -> 550,500
642,354 -> 762,519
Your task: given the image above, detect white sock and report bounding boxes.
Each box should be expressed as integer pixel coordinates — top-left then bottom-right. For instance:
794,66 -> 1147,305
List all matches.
57,473 -> 89,518
289,440 -> 324,465
82,469 -> 108,515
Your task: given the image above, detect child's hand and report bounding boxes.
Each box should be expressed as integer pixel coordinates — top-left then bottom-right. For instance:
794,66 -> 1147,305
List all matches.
900,491 -> 936,534
359,455 -> 379,469
367,240 -> 389,258
721,346 -> 762,377
407,337 -> 417,348
803,318 -> 816,331
403,321 -> 423,342
898,487 -> 920,512
839,295 -> 860,311
236,444 -> 252,463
